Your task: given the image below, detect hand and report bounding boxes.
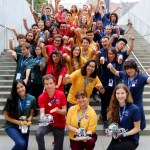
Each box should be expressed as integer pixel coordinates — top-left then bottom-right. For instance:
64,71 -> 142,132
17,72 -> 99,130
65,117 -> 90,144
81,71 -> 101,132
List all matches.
50,107 -> 58,113
129,35 -> 135,41
114,132 -> 124,139
118,55 -> 123,64
100,57 -> 105,64
65,74 -> 70,79
40,42 -> 45,48
39,61 -> 43,66
23,79 -> 28,85
112,33 -> 118,38
107,63 -> 113,69
55,85 -> 59,89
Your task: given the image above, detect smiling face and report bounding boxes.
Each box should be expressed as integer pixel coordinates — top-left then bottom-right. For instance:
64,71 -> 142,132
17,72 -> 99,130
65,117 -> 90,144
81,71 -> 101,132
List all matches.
116,88 -> 127,106
73,46 -> 80,57
108,49 -> 115,62
17,82 -> 26,98
77,95 -> 88,109
125,68 -> 136,78
26,33 -> 34,41
44,78 -> 56,91
52,54 -> 60,64
86,61 -> 95,76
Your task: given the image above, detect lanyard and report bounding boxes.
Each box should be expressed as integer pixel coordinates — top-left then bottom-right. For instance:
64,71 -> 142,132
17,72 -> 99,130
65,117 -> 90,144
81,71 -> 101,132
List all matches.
73,60 -> 79,71
18,97 -> 26,112
78,106 -> 88,128
48,96 -> 55,107
84,76 -> 89,91
127,73 -> 137,89
35,57 -> 41,63
119,105 -> 126,125
82,50 -> 88,58
19,57 -> 30,72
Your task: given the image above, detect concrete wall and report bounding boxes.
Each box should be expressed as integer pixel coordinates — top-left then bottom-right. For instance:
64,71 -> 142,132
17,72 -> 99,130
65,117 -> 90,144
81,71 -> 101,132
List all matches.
118,0 -> 150,43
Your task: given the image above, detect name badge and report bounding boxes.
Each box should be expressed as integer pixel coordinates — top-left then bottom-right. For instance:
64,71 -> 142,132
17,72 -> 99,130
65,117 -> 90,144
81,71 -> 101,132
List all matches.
132,83 -> 135,87
16,73 -> 21,80
108,79 -> 113,87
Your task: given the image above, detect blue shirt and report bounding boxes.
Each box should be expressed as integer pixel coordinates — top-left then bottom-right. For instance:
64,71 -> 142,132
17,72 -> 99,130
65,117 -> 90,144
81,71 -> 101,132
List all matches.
120,103 -> 140,144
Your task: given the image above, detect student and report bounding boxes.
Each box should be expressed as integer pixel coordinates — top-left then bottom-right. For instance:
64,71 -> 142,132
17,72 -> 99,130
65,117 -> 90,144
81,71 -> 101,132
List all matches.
36,74 -> 67,150
107,83 -> 140,150
63,59 -> 105,109
108,59 -> 150,130
100,47 -> 121,129
30,45 -> 46,107
3,79 -> 36,150
66,90 -> 98,150
8,42 -> 35,92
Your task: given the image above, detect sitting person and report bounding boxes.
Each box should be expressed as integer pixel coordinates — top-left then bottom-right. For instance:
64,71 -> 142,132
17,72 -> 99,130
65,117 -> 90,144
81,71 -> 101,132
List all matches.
66,90 -> 98,150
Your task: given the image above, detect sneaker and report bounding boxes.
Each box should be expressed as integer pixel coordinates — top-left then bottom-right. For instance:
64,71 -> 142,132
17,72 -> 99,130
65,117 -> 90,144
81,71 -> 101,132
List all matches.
93,93 -> 101,102
103,121 -> 109,130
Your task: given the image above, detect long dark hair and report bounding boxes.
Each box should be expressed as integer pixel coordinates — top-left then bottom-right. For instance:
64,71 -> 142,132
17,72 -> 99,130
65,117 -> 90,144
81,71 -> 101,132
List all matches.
70,44 -> 82,69
108,83 -> 133,123
50,50 -> 66,75
81,59 -> 98,78
3,80 -> 27,118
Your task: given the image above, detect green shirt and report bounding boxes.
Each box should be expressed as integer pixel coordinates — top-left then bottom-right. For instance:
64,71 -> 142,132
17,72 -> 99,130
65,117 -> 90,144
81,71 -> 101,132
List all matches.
31,57 -> 46,84
14,54 -> 36,80
4,94 -> 36,129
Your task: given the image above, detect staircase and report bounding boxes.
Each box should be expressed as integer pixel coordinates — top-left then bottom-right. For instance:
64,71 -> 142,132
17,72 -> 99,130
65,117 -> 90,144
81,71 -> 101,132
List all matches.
0,27 -> 150,135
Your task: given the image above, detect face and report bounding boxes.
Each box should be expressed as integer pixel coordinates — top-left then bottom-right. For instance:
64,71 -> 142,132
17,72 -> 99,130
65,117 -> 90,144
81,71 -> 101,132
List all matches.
38,22 -> 44,30
18,38 -> 26,45
81,16 -> 87,24
62,11 -> 67,18
27,33 -> 34,41
125,68 -> 136,78
44,79 -> 55,91
104,26 -> 112,35
71,5 -> 77,12
45,20 -> 50,27
108,50 -> 115,62
53,37 -> 61,47
17,83 -> 26,98
86,62 -> 95,75
77,95 -> 88,108
60,24 -> 66,32
101,38 -> 108,49
59,5 -> 64,11
83,5 -> 88,11
73,46 -> 80,57
111,14 -> 117,23
116,88 -> 127,106
116,41 -> 126,51
82,39 -> 89,50
66,13 -> 72,22
20,46 -> 30,56
86,32 -> 94,41
50,15 -> 55,22
52,29 -> 58,36
32,26 -> 38,33
35,47 -> 42,56
63,36 -> 69,44
97,21 -> 102,29
45,9 -> 51,16
52,54 -> 60,64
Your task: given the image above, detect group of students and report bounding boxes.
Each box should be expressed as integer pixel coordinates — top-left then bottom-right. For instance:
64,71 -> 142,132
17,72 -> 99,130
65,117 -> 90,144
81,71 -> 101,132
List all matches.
2,0 -> 150,150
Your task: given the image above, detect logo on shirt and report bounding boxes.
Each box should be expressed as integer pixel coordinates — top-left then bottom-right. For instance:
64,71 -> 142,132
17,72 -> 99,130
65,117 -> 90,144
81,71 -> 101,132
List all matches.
89,79 -> 93,83
56,98 -> 60,104
26,100 -> 31,105
85,115 -> 89,120
124,110 -> 129,116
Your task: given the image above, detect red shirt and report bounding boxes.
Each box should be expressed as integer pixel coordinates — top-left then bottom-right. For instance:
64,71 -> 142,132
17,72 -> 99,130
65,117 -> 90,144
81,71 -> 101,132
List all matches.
38,90 -> 66,128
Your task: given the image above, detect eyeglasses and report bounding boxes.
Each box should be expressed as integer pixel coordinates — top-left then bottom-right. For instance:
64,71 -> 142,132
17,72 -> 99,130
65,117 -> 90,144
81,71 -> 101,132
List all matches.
87,64 -> 95,69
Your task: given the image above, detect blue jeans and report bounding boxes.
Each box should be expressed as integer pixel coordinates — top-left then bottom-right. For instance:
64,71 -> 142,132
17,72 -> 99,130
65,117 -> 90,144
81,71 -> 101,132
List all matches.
5,127 -> 29,150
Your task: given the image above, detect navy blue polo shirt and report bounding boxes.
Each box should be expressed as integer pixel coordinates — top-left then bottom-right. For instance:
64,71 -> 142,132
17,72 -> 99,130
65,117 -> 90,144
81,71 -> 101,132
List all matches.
99,48 -> 107,59
119,103 -> 140,144
119,71 -> 148,102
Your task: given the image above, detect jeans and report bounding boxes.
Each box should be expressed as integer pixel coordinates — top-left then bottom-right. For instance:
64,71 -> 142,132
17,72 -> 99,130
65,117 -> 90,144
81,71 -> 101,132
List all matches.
36,125 -> 64,150
5,127 -> 29,150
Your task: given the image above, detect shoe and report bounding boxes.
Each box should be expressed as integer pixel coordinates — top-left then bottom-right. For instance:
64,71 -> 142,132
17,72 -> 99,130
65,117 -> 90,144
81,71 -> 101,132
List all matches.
93,93 -> 101,102
103,121 -> 109,130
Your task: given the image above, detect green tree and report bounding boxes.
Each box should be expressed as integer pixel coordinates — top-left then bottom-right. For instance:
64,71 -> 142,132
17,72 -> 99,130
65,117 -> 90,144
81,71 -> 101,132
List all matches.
26,0 -> 47,12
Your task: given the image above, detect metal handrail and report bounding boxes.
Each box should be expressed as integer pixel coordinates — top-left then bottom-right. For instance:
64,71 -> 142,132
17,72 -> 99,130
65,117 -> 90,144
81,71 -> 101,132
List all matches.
0,27 -> 6,33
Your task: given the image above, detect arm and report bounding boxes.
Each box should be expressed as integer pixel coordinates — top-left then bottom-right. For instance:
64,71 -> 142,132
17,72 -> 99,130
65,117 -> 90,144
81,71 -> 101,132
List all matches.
23,18 -> 30,32
95,84 -> 105,94
124,19 -> 133,34
41,43 -> 49,62
110,5 -> 122,14
49,2 -> 55,14
41,3 -> 46,17
55,75 -> 63,89
27,109 -> 34,121
95,0 -> 100,13
24,69 -> 31,84
39,108 -> 45,120
9,38 -> 14,50
63,74 -> 71,85
11,27 -> 19,37
107,63 -> 119,76
147,77 -> 150,84
50,105 -> 67,116
127,36 -> 134,55
8,50 -> 17,60
107,34 -> 118,48
3,111 -> 20,126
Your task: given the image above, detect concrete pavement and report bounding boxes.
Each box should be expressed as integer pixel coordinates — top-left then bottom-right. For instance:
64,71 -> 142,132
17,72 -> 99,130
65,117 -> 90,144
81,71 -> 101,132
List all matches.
0,134 -> 149,150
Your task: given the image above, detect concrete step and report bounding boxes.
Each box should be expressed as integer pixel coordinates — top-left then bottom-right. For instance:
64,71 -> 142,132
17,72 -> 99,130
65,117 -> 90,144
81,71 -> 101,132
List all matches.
0,58 -> 15,62
0,80 -> 13,86
0,62 -> 16,66
0,86 -> 12,91
0,92 -> 11,98
0,70 -> 15,75
0,66 -> 16,70
0,75 -> 14,80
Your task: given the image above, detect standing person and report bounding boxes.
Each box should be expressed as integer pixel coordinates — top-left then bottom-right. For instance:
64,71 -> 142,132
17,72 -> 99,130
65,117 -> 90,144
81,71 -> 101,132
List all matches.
108,59 -> 150,130
66,90 -> 98,150
100,47 -> 121,129
63,59 -> 105,109
36,74 -> 67,150
3,79 -> 36,150
107,83 -> 140,150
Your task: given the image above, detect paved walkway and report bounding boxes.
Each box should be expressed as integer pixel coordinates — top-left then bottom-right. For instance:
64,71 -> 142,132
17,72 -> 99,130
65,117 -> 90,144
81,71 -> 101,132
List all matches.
0,135 -> 149,150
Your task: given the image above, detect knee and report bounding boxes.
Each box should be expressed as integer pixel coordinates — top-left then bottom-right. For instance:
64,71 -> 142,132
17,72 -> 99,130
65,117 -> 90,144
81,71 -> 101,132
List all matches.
16,139 -> 26,149
36,129 -> 44,139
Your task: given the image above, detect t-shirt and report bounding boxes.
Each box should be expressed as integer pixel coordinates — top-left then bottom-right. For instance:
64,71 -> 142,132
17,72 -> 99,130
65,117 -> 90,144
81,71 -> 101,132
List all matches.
67,69 -> 102,104
66,104 -> 97,140
119,103 -> 140,144
4,94 -> 36,129
38,90 -> 66,128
